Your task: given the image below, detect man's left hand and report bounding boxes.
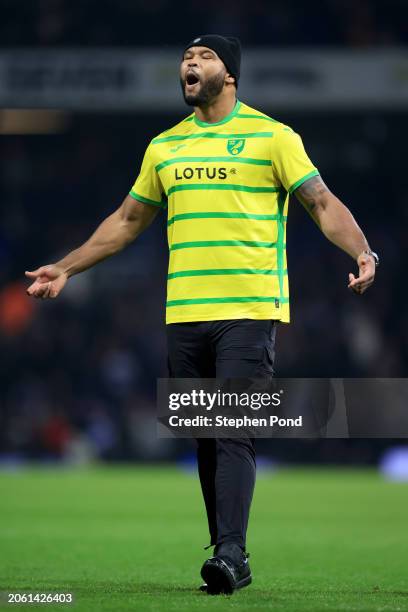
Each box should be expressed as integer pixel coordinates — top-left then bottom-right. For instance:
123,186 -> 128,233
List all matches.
348,252 -> 376,295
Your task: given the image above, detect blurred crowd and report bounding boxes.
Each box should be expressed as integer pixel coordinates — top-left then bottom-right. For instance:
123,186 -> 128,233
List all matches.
1,0 -> 407,48
0,108 -> 406,463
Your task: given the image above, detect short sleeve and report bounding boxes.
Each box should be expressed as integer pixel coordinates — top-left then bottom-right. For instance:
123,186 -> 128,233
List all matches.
129,143 -> 167,208
272,128 -> 319,194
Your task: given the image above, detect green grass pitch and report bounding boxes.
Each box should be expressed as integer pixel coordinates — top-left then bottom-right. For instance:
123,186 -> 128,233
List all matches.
1,465 -> 408,611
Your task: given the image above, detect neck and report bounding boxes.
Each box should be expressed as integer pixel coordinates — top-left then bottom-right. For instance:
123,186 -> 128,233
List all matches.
194,94 -> 237,124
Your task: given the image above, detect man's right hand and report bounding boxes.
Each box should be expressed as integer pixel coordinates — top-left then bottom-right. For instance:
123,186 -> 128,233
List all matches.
25,265 -> 68,299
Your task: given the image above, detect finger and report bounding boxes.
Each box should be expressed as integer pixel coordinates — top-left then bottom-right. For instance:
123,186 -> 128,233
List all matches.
348,278 -> 360,289
351,272 -> 374,289
26,281 -> 42,295
42,282 -> 52,299
32,282 -> 50,298
348,278 -> 362,293
34,288 -> 47,299
351,277 -> 374,294
25,269 -> 42,278
359,278 -> 374,294
50,275 -> 67,298
348,271 -> 371,286
358,270 -> 374,283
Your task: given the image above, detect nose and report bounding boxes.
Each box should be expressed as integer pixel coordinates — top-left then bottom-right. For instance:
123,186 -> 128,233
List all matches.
187,60 -> 198,67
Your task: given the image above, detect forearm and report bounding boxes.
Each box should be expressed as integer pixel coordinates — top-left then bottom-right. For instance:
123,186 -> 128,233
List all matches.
56,211 -> 131,277
56,196 -> 157,278
293,174 -> 375,294
312,195 -> 369,260
26,195 -> 159,299
295,176 -> 369,260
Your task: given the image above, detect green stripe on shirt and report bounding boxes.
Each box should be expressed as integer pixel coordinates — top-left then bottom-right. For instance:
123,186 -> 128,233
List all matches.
129,190 -> 167,208
167,212 -> 288,226
170,240 -> 280,251
167,268 -> 288,279
276,188 -> 287,299
288,170 -> 320,194
166,296 -> 290,307
152,132 -> 274,144
167,184 -> 280,197
235,113 -> 279,123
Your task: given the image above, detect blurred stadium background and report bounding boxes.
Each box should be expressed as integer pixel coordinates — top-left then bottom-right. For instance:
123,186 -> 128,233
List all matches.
0,0 -> 407,466
1,2 -> 408,610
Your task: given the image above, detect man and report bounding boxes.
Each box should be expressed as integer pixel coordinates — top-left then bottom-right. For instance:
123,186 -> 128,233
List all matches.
26,35 -> 377,595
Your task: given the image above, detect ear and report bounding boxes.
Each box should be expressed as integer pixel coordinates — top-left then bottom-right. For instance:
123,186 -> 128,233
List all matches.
225,73 -> 236,85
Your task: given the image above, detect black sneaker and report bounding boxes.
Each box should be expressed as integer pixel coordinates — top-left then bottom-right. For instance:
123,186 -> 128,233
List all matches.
200,542 -> 252,595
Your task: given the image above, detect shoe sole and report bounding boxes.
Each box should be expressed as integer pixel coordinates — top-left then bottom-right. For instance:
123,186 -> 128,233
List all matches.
201,559 -> 252,595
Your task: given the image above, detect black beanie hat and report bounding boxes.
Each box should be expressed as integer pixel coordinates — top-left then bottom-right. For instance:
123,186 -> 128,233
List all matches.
183,34 -> 242,85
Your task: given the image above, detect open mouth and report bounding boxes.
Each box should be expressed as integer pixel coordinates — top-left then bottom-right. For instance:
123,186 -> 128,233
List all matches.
186,72 -> 200,86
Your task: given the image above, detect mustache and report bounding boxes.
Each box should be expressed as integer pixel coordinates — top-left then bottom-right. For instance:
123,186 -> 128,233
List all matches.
180,69 -> 226,106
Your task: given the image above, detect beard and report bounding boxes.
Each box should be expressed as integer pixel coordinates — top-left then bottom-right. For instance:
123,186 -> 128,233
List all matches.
180,69 -> 226,107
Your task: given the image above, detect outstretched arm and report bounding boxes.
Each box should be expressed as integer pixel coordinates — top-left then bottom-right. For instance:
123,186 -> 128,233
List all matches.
294,175 -> 376,294
26,195 -> 160,299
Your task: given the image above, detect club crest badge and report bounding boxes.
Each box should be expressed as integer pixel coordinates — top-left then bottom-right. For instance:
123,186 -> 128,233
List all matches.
227,139 -> 246,155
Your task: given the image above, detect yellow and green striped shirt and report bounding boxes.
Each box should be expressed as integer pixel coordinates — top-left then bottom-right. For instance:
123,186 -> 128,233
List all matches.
130,100 -> 319,324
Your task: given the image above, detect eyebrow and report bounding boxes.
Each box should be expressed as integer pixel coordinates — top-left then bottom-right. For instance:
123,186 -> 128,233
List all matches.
183,48 -> 216,58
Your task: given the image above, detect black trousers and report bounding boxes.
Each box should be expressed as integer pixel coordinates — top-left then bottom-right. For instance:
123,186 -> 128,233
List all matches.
167,319 -> 277,550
